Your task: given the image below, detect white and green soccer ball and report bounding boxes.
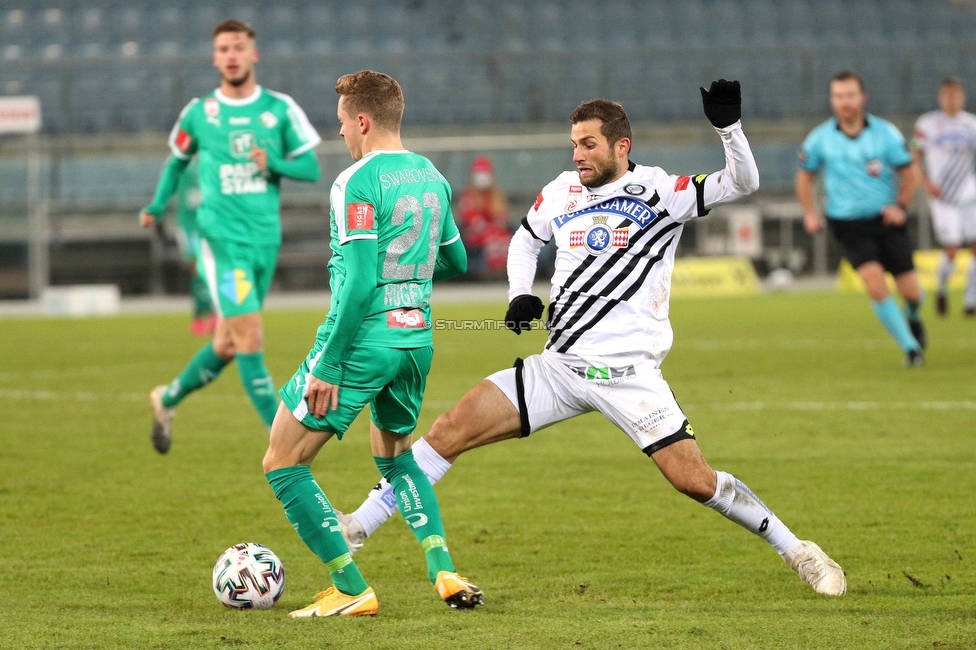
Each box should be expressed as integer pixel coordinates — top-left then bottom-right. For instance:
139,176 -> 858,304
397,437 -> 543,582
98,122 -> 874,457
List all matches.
212,543 -> 285,609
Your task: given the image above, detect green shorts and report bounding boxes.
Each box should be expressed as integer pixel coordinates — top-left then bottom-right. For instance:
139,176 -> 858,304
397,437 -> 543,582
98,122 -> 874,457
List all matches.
198,237 -> 279,318
279,341 -> 434,438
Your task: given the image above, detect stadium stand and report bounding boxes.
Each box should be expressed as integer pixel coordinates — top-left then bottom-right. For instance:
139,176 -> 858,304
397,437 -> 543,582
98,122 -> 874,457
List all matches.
2,0 -> 975,297
1,0 -> 976,133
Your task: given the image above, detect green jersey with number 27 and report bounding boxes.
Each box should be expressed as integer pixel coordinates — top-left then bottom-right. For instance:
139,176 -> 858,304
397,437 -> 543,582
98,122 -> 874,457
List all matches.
322,150 -> 461,348
168,86 -> 321,245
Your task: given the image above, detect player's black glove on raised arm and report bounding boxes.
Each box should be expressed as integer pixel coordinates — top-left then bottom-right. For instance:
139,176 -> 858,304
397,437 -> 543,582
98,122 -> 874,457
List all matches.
505,294 -> 544,335
700,79 -> 741,129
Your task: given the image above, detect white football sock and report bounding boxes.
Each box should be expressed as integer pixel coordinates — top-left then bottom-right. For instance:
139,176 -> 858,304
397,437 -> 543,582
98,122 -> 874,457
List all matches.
937,253 -> 955,295
352,437 -> 453,538
703,471 -> 799,555
965,257 -> 976,309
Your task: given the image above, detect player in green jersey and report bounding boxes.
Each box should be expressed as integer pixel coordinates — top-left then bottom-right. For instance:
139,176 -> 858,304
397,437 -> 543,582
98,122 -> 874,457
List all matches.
262,70 -> 479,618
173,159 -> 216,336
141,20 -> 321,453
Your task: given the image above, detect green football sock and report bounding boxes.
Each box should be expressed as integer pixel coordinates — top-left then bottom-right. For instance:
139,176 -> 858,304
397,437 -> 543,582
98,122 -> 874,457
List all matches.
375,450 -> 456,584
161,342 -> 229,408
266,465 -> 369,596
236,351 -> 278,428
190,275 -> 213,318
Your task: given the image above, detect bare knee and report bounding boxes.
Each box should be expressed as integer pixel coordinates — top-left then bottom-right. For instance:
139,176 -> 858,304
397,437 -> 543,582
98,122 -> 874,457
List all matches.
668,470 -> 717,503
652,439 -> 717,503
424,410 -> 465,461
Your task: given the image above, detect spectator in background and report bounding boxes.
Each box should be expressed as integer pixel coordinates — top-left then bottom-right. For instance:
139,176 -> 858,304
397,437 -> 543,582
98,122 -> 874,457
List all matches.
912,77 -> 976,317
458,156 -> 512,276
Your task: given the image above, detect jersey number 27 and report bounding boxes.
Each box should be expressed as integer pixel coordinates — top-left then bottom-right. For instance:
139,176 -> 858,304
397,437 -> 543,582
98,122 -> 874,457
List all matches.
383,192 -> 442,281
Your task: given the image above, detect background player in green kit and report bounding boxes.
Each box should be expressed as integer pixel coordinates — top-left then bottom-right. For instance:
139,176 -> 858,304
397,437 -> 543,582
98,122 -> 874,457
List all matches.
140,20 -> 321,452
173,159 -> 217,336
261,70 -> 478,618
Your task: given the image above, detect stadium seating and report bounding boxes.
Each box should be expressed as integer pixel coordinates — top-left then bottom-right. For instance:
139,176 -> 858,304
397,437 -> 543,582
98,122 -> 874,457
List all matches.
0,0 -> 975,133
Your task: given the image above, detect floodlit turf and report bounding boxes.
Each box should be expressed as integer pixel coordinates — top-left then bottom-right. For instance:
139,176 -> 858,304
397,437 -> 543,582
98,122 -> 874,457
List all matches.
1,290 -> 974,649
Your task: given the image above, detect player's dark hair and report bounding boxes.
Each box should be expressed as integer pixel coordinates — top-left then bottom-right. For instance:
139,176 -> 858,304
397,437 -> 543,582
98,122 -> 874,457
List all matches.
570,100 -> 632,147
941,76 -> 963,90
335,70 -> 405,132
213,19 -> 255,40
830,70 -> 864,91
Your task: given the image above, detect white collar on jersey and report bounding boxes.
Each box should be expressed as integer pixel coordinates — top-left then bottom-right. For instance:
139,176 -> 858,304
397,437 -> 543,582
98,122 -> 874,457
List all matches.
214,85 -> 263,106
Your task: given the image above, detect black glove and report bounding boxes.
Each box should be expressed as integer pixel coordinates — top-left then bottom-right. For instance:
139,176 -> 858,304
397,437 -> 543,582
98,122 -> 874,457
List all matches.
505,295 -> 544,335
700,79 -> 741,129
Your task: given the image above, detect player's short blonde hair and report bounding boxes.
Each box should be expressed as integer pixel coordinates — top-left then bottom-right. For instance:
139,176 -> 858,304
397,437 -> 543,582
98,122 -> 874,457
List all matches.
335,71 -> 404,133
213,19 -> 255,40
570,100 -> 632,147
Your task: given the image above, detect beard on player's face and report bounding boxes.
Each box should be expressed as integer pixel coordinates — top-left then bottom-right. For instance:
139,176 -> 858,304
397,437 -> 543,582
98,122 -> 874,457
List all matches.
580,150 -> 619,188
224,68 -> 251,87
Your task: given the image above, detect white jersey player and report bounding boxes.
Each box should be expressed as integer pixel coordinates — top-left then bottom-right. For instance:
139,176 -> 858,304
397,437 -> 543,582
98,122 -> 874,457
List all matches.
913,77 -> 976,316
338,82 -> 847,598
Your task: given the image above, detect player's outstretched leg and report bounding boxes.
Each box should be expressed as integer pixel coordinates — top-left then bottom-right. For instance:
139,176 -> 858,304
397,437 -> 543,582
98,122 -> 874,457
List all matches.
374,449 -> 483,609
342,438 -> 451,553
343,380 -> 522,553
654,438 -> 846,596
149,342 -> 230,453
703,471 -> 846,596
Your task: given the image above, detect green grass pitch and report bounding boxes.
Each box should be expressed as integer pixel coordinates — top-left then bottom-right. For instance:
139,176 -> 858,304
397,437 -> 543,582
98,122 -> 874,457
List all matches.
1,291 -> 974,649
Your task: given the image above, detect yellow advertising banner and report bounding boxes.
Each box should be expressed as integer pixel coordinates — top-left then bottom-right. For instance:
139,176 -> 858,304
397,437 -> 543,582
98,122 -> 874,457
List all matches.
836,249 -> 973,293
671,256 -> 759,297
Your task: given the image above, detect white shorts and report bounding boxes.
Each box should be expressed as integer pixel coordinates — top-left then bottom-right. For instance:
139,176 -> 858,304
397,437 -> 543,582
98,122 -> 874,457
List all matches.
486,350 -> 693,456
930,199 -> 976,247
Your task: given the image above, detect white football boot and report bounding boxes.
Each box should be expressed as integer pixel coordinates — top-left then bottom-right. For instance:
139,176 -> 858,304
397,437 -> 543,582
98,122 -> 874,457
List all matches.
335,510 -> 366,555
782,540 -> 847,596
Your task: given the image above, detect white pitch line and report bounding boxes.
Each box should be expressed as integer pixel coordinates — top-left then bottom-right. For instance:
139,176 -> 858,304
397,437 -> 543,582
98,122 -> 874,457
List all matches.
683,400 -> 976,412
1,390 -> 974,413
683,338 -> 976,350
0,389 -> 245,403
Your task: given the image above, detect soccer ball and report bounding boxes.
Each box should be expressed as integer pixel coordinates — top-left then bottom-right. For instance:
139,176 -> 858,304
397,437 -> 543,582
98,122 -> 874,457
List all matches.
212,543 -> 285,609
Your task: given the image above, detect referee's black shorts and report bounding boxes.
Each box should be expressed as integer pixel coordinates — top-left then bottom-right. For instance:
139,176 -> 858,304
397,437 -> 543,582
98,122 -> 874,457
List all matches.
826,215 -> 915,276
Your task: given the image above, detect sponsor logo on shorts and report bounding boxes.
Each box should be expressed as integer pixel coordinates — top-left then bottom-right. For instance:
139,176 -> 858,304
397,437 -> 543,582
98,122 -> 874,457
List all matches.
387,308 -> 426,328
220,268 -> 253,305
632,406 -> 673,433
570,364 -> 636,384
347,203 -> 375,231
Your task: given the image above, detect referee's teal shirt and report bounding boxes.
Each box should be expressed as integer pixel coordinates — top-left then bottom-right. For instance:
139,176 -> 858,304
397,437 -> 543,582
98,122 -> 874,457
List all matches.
799,115 -> 912,220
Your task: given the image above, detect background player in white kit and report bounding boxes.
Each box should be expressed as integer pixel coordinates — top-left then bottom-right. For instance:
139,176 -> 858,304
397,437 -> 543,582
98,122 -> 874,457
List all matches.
913,77 -> 976,316
337,81 -> 847,598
